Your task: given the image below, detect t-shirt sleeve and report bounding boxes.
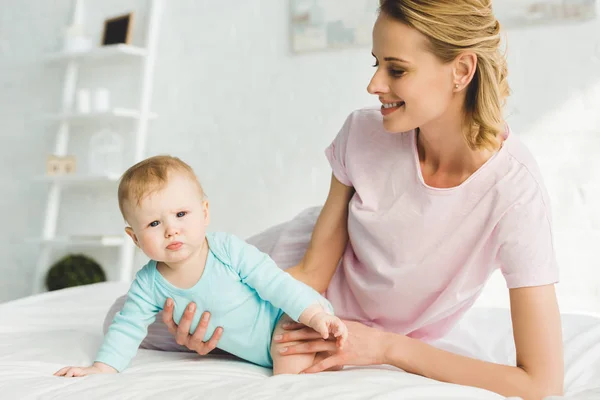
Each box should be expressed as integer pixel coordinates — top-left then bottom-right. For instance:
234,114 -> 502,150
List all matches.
324,112 -> 354,187
495,191 -> 559,289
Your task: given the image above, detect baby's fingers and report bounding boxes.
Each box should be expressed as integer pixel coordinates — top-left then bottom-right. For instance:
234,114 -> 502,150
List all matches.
317,323 -> 330,340
54,367 -> 71,376
332,322 -> 348,347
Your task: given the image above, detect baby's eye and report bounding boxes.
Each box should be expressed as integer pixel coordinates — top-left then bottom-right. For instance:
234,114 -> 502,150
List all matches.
149,221 -> 160,227
176,211 -> 187,218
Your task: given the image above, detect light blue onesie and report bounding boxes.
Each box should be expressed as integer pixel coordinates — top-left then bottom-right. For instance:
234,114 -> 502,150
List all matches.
95,232 -> 332,371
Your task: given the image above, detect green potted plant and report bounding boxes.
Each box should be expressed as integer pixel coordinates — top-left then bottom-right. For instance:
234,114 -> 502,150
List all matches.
45,253 -> 106,291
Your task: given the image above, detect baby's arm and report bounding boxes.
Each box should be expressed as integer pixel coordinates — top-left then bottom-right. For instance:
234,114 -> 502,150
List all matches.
227,234 -> 348,346
54,267 -> 160,377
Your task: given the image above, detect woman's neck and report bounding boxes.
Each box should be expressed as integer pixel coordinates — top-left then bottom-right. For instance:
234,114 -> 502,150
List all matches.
416,114 -> 499,188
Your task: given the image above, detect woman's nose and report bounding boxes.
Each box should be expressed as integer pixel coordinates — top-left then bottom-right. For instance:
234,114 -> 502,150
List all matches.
367,68 -> 389,95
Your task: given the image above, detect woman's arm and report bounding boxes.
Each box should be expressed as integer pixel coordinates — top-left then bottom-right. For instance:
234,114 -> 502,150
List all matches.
282,284 -> 563,400
286,174 -> 354,293
384,284 -> 564,400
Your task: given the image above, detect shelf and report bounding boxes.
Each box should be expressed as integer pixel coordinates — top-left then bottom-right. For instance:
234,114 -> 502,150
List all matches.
45,44 -> 148,63
35,174 -> 121,185
45,108 -> 157,122
29,235 -> 125,247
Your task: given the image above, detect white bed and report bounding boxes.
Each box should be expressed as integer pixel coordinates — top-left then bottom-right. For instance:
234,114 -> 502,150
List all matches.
1,282 -> 598,400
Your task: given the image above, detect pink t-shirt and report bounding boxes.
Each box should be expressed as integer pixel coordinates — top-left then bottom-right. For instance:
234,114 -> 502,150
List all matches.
324,108 -> 559,342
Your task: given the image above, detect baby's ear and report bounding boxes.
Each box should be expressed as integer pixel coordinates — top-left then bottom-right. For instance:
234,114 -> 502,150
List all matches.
203,200 -> 210,226
125,227 -> 140,247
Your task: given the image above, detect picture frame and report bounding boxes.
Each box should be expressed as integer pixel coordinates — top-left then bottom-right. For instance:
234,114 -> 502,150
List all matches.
495,0 -> 597,28
101,12 -> 134,46
290,0 -> 378,53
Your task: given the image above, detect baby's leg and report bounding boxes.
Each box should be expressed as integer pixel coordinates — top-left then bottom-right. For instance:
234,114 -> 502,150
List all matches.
270,314 -> 317,375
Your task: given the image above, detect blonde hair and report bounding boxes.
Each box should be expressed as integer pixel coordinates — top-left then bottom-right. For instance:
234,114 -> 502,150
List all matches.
118,155 -> 204,220
379,0 -> 510,150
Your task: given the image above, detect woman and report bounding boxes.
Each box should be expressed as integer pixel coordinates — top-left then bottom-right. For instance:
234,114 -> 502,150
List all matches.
105,1 -> 563,398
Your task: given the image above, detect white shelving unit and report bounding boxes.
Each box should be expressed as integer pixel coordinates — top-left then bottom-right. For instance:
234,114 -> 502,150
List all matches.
45,108 -> 157,122
31,0 -> 164,293
29,236 -> 125,247
45,43 -> 148,63
34,174 -> 121,185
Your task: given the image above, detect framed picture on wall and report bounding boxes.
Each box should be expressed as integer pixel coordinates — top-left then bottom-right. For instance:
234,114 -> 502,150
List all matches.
495,0 -> 597,28
101,12 -> 134,46
290,0 -> 378,53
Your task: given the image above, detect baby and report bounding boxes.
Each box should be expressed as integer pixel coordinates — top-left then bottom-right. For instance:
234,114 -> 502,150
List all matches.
55,155 -> 346,377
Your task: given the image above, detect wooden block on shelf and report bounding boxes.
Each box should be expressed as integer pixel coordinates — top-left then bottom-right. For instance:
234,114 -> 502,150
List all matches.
46,155 -> 62,176
46,155 -> 77,176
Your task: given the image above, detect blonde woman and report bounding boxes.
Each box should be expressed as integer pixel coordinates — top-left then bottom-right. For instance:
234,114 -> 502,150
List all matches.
105,0 -> 563,398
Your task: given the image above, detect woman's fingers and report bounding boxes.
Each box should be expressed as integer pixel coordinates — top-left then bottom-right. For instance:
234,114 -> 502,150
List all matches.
302,354 -> 342,374
175,303 -> 196,346
281,321 -> 306,330
279,339 -> 337,355
188,312 -> 210,354
202,327 -> 223,355
161,298 -> 178,334
274,327 -> 324,343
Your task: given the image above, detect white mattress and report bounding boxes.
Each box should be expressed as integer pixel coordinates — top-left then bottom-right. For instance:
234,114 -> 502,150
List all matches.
1,282 -> 599,400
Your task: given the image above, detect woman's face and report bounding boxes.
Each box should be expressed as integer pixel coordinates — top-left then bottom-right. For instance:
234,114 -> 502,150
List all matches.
367,13 -> 457,133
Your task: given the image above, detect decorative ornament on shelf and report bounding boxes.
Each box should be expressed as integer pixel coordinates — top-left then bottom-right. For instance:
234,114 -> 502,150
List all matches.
88,129 -> 124,177
45,253 -> 106,291
63,23 -> 92,53
76,87 -> 111,114
46,155 -> 77,176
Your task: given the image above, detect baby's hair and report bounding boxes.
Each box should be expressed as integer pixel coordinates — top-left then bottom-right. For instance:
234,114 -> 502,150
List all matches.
118,155 -> 204,221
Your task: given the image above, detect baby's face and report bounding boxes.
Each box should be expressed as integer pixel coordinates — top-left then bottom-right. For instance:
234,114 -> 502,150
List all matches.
125,172 -> 209,265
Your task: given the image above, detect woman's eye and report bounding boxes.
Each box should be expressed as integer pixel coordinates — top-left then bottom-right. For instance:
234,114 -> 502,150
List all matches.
149,221 -> 159,227
176,211 -> 187,218
389,69 -> 405,77
372,61 -> 379,67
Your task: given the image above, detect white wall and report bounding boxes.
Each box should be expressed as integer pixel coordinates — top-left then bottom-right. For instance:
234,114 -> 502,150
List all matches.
1,1 -> 599,311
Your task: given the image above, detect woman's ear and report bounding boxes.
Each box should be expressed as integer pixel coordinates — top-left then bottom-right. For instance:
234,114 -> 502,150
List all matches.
125,227 -> 140,247
453,52 -> 477,90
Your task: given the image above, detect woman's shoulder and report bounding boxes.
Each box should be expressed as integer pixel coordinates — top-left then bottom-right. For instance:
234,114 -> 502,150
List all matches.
495,127 -> 552,209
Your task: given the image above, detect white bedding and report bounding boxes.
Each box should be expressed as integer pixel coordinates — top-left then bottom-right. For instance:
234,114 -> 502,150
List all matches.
0,283 -> 598,400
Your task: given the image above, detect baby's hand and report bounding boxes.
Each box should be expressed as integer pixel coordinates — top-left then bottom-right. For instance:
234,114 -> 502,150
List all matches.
54,362 -> 117,377
308,312 -> 348,348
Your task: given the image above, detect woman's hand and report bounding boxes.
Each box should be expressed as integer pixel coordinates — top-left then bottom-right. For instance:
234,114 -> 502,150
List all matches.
162,298 -> 224,355
274,319 -> 389,373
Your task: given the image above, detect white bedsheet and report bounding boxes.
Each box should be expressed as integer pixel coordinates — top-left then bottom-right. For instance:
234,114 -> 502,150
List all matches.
0,283 -> 598,400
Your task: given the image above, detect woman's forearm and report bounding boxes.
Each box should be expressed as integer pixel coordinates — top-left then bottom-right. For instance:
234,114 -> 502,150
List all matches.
383,333 -> 562,400
287,175 -> 354,293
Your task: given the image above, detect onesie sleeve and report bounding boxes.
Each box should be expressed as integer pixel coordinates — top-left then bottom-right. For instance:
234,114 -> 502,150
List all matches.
226,233 -> 333,322
95,265 -> 161,372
